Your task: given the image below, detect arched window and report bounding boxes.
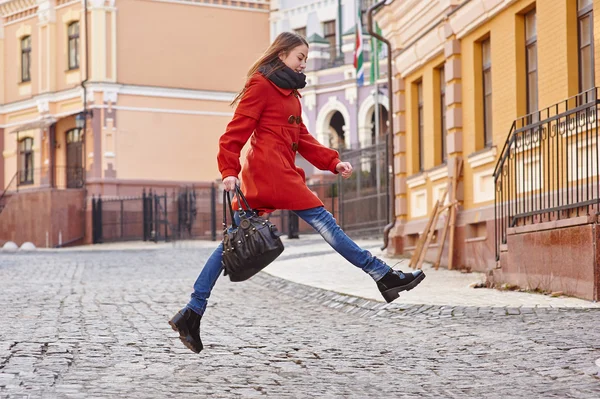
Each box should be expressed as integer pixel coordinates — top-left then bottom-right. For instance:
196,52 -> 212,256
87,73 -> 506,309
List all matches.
68,21 -> 80,70
19,138 -> 34,185
21,36 -> 31,82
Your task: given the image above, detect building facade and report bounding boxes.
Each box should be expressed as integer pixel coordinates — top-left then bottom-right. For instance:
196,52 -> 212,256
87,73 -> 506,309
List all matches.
378,0 -> 600,300
0,0 -> 270,247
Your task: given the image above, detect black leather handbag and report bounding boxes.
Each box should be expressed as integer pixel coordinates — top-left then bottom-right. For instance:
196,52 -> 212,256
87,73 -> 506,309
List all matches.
221,186 -> 284,282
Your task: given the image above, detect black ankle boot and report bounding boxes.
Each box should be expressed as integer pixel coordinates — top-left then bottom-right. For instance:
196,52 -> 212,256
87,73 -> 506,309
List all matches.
169,308 -> 203,353
376,269 -> 426,303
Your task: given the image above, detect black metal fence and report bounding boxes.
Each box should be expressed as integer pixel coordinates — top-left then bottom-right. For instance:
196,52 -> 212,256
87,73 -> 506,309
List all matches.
90,138 -> 391,244
494,88 -> 600,260
337,135 -> 389,237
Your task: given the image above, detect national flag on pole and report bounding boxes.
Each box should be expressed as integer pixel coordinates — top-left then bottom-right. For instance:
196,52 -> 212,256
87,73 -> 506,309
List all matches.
370,22 -> 383,85
354,3 -> 364,87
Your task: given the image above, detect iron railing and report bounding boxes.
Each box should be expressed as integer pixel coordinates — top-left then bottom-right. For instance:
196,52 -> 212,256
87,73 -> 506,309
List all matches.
337,135 -> 389,237
494,88 -> 600,260
0,172 -> 18,214
15,166 -> 84,190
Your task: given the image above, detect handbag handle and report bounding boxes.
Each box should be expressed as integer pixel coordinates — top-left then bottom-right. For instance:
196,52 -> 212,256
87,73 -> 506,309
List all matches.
222,190 -> 237,229
234,185 -> 252,213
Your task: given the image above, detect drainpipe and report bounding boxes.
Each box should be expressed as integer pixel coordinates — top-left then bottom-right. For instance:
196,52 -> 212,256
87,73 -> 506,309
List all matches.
337,0 -> 343,59
80,0 -> 90,245
81,0 -> 90,185
368,0 -> 395,250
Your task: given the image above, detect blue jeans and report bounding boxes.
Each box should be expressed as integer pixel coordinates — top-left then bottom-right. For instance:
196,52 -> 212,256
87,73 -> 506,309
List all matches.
186,206 -> 391,315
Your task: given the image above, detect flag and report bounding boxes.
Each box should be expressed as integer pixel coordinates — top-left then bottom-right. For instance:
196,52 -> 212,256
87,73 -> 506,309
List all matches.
354,3 -> 364,87
370,22 -> 382,85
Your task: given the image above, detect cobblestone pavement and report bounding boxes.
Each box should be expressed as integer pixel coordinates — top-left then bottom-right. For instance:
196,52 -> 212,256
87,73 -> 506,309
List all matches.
1,247 -> 600,398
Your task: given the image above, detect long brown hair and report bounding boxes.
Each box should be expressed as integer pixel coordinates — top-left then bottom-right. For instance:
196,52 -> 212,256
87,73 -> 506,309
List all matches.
231,32 -> 309,106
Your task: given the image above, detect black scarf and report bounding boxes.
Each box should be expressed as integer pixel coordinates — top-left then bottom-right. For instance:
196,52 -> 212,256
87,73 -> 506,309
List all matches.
259,60 -> 307,90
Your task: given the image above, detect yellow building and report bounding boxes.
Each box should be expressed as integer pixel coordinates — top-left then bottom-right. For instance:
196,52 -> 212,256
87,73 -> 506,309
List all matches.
378,0 -> 599,300
0,0 -> 270,247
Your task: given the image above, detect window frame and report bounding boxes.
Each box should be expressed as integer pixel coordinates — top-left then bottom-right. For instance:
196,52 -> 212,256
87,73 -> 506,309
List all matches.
67,21 -> 80,70
18,138 -> 34,186
482,37 -> 493,147
439,65 -> 447,164
294,26 -> 307,38
525,10 -> 538,118
577,2 -> 594,95
21,36 -> 31,83
323,20 -> 337,60
417,81 -> 424,172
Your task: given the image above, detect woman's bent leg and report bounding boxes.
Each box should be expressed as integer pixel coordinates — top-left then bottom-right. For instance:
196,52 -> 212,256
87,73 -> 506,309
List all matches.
186,243 -> 224,315
293,206 -> 391,281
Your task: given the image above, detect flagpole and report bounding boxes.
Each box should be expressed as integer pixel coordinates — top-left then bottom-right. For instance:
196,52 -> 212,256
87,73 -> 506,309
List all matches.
374,82 -> 382,224
368,0 -> 395,250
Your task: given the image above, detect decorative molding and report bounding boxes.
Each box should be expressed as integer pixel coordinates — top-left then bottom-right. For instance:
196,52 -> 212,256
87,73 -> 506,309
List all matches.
61,7 -> 80,23
467,146 -> 497,169
428,164 -> 448,182
37,0 -> 56,24
407,173 -> 426,189
410,188 -> 427,218
103,89 -> 118,104
15,23 -> 32,38
147,0 -> 269,12
448,0 -> 514,39
0,84 -> 236,117
303,91 -> 316,111
0,0 -> 37,20
18,83 -> 32,96
344,86 -> 357,105
472,167 -> 495,204
36,98 -> 49,114
90,104 -> 233,117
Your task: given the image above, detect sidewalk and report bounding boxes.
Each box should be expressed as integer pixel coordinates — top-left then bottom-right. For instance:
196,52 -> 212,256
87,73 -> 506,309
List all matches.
18,234 -> 599,309
264,234 -> 600,309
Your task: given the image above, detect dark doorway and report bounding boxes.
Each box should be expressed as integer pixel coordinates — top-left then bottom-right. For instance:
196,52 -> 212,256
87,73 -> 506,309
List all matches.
329,111 -> 346,149
370,105 -> 389,145
66,128 -> 83,188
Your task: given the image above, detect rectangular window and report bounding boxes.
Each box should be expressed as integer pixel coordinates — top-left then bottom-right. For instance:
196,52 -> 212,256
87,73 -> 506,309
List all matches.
439,66 -> 447,164
361,0 -> 376,31
294,26 -> 306,38
525,10 -> 538,118
578,0 -> 594,96
482,38 -> 493,147
417,81 -> 424,171
68,21 -> 80,70
19,138 -> 34,185
323,20 -> 337,61
21,36 -> 31,83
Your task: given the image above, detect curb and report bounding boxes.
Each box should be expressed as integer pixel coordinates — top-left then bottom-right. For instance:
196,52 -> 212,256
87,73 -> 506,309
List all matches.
251,272 -> 600,319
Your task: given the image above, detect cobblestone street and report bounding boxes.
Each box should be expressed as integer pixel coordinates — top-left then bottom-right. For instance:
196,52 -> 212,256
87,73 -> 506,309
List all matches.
1,245 -> 600,398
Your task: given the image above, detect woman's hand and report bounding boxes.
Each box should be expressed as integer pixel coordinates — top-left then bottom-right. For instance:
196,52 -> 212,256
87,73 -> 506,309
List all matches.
223,176 -> 240,192
336,162 -> 353,179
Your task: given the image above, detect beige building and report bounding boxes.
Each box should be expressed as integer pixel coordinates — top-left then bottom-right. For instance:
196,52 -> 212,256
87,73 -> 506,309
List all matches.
378,0 -> 600,300
0,0 -> 270,246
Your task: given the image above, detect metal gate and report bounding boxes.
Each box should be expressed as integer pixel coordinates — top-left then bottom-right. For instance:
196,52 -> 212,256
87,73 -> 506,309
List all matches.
91,190 -> 171,244
338,137 -> 389,237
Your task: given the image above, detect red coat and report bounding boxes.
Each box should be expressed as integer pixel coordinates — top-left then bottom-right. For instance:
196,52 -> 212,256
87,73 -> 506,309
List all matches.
217,73 -> 341,213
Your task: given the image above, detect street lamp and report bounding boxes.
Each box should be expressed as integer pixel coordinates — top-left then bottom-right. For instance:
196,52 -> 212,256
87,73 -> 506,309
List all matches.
75,112 -> 86,129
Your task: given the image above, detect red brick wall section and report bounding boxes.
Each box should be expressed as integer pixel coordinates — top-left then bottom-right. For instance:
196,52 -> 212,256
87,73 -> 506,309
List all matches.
0,189 -> 85,248
493,223 -> 597,301
596,224 -> 600,301
0,128 -> 4,191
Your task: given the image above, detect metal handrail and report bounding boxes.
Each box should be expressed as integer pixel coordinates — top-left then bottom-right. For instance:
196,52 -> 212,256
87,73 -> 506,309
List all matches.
493,87 -> 600,261
0,172 -> 18,209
